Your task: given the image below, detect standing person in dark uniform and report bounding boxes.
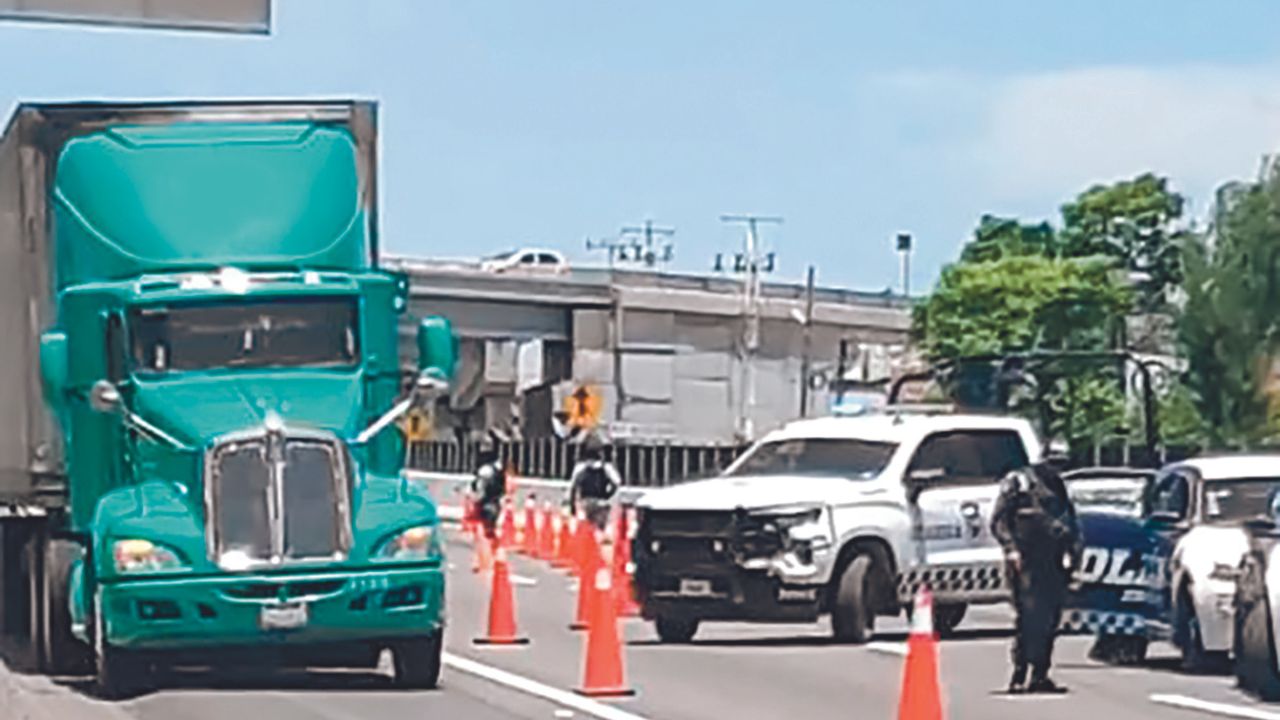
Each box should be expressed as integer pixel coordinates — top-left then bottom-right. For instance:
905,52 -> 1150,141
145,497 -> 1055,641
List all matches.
471,440 -> 506,540
991,448 -> 1082,694
568,435 -> 621,530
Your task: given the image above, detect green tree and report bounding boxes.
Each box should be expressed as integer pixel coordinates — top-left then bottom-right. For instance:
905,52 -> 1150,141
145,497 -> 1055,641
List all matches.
1059,173 -> 1191,312
959,214 -> 1057,264
1179,169 -> 1280,446
912,253 -> 1130,360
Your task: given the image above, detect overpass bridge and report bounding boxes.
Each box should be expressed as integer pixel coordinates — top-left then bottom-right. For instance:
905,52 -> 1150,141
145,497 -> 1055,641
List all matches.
387,257 -> 913,445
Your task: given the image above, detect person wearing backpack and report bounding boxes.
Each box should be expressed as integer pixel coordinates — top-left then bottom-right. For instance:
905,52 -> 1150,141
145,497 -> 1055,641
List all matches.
568,435 -> 621,530
990,447 -> 1082,694
470,439 -> 507,539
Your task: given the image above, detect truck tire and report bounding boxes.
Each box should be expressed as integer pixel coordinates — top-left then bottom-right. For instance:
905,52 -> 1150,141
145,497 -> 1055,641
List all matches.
1176,591 -> 1227,674
1236,572 -> 1280,700
94,597 -> 146,700
42,539 -> 89,675
392,631 -> 443,690
832,555 -> 875,644
20,533 -> 46,672
933,603 -> 967,637
1089,634 -> 1148,666
654,615 -> 699,644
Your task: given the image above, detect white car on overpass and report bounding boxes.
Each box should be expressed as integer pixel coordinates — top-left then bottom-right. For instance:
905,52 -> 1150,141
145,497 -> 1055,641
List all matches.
479,247 -> 569,274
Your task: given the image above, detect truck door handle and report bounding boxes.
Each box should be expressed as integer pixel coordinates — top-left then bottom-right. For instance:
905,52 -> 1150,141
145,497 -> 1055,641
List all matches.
860,488 -> 887,497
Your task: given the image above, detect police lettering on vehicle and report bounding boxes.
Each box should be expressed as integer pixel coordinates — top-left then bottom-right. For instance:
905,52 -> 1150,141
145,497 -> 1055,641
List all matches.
1074,545 -> 1166,587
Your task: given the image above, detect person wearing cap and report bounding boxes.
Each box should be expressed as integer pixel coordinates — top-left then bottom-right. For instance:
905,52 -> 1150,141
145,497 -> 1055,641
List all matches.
568,435 -> 621,530
990,442 -> 1082,694
471,440 -> 507,539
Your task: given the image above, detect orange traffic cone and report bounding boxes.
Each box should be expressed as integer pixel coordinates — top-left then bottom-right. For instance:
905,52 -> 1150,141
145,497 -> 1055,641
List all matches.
571,528 -> 602,631
898,588 -> 944,720
576,554 -> 635,697
613,509 -> 640,617
538,502 -> 557,561
521,498 -> 539,556
551,512 -> 574,569
499,502 -> 517,550
473,548 -> 530,646
471,531 -> 494,574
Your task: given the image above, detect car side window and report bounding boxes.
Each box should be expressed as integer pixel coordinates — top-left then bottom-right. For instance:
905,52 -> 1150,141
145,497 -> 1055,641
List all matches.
1148,472 -> 1190,519
907,430 -> 1028,486
519,252 -> 537,265
538,253 -> 560,265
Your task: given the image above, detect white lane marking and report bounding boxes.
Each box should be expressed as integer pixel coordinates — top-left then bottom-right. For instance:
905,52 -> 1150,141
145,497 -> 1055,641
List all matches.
443,652 -> 648,720
867,641 -> 909,657
1150,694 -> 1280,719
511,574 -> 538,586
554,711 -> 576,719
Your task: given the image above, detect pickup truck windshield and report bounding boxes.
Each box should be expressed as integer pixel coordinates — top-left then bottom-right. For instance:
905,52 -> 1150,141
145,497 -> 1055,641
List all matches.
725,438 -> 897,479
1202,477 -> 1280,523
129,297 -> 359,372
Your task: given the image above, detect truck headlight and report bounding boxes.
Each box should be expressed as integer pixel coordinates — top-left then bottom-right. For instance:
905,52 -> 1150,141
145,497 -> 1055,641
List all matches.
112,539 -> 184,573
376,525 -> 440,561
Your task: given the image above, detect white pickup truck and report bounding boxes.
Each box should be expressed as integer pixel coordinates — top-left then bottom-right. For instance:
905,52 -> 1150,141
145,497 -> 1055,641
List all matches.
632,408 -> 1042,643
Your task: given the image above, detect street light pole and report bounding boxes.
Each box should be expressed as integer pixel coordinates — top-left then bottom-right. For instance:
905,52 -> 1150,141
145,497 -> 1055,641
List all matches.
799,265 -> 815,418
720,214 -> 783,440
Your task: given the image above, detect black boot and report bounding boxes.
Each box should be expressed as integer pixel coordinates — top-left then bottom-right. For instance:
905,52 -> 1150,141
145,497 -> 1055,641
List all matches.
1027,673 -> 1067,694
1007,664 -> 1028,694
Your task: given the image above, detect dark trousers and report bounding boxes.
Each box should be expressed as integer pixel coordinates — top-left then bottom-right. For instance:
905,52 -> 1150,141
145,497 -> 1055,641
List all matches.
1007,557 -> 1068,681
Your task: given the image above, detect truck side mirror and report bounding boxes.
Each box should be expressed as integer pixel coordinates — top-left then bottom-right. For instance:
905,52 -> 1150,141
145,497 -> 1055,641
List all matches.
416,316 -> 457,382
89,379 -> 122,414
39,331 -> 68,409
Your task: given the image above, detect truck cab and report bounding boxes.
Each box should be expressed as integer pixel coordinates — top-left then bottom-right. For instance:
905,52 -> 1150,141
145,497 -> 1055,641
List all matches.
0,102 -> 455,697
632,407 -> 1041,643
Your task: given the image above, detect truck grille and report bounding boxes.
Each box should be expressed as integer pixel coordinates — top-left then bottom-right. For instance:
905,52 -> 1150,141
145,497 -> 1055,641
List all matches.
645,511 -> 736,537
640,510 -> 783,563
206,430 -> 352,568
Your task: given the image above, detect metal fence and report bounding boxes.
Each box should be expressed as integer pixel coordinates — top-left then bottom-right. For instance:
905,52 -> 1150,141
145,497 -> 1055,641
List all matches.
407,439 -> 748,487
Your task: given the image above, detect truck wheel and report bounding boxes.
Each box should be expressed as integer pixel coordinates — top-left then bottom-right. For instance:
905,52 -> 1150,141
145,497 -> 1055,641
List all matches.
20,534 -> 46,672
94,598 -> 147,700
392,631 -> 443,690
832,555 -> 875,644
1237,589 -> 1280,700
1177,595 -> 1227,674
654,615 -> 699,644
1090,635 -> 1148,666
933,603 -> 967,637
42,539 -> 90,675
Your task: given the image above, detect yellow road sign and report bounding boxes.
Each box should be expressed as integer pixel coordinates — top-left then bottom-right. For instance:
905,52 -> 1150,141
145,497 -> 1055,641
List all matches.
402,408 -> 433,442
564,385 -> 601,429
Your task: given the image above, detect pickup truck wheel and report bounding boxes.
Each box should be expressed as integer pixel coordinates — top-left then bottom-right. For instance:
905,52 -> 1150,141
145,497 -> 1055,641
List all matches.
1177,598 -> 1227,674
832,555 -> 875,644
933,603 -> 966,637
1237,584 -> 1280,700
1089,635 -> 1148,666
42,539 -> 90,675
392,631 -> 443,690
654,615 -> 699,644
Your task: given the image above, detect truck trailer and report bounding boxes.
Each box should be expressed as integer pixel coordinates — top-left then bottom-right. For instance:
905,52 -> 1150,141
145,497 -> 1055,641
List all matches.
0,100 -> 456,697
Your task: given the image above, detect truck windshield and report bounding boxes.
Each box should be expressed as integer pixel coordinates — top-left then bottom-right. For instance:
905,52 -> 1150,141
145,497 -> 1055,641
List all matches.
129,297 -> 359,372
1202,478 -> 1280,523
725,438 -> 897,479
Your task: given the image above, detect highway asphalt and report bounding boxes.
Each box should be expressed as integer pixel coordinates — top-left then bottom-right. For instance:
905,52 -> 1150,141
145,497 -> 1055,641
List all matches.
5,527 -> 1280,720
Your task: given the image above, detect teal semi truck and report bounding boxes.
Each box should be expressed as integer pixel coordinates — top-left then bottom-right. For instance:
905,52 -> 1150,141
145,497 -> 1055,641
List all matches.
0,101 -> 456,697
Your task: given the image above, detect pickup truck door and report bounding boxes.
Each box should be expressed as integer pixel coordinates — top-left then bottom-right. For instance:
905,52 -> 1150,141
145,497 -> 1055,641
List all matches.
906,430 -> 1029,568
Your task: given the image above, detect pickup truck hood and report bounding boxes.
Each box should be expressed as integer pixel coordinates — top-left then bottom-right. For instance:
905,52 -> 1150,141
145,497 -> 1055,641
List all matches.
637,474 -> 862,512
130,370 -> 365,446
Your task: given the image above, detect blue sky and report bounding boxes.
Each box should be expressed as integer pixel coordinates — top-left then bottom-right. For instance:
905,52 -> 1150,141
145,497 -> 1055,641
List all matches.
3,1 -> 1280,292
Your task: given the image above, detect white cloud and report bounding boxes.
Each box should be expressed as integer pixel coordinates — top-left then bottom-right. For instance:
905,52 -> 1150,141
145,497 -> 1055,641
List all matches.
972,65 -> 1280,210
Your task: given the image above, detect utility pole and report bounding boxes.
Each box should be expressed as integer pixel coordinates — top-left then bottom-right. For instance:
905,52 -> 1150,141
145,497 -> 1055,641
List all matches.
896,232 -> 913,298
799,265 -> 816,418
720,214 -> 783,440
619,219 -> 675,268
